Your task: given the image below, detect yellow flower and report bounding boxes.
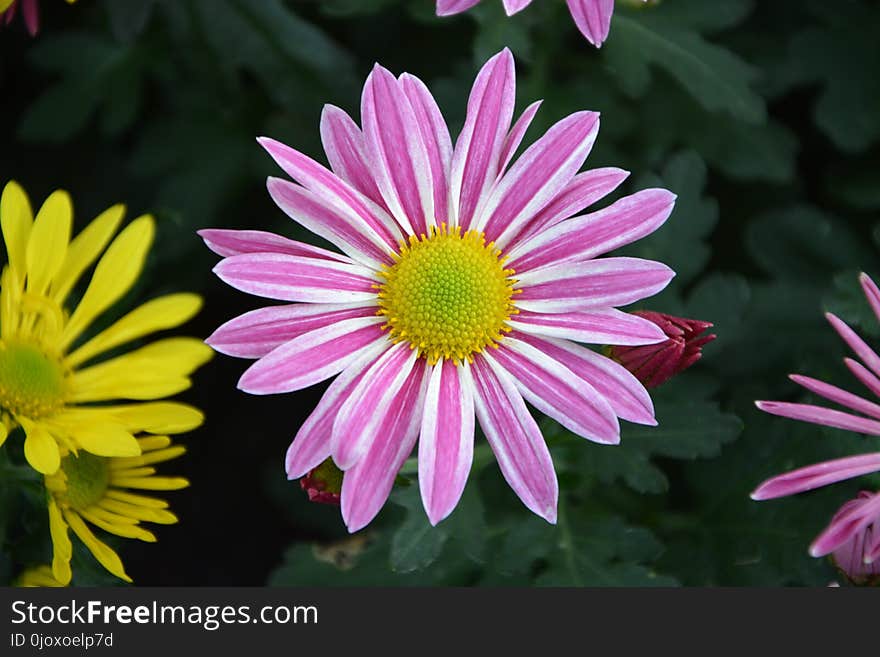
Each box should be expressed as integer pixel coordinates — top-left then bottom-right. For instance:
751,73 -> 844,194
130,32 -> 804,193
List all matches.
45,434 -> 189,584
0,180 -> 211,475
16,564 -> 66,587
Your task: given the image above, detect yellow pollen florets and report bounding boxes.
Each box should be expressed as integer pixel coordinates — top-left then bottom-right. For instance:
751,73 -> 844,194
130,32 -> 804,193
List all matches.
0,341 -> 68,419
48,452 -> 111,511
376,224 -> 519,364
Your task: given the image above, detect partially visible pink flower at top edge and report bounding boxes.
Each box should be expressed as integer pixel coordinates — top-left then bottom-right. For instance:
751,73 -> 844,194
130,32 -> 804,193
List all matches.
1,0 -> 77,37
436,0 -> 647,48
825,492 -> 880,585
752,273 -> 880,572
607,311 -> 715,388
201,48 -> 678,533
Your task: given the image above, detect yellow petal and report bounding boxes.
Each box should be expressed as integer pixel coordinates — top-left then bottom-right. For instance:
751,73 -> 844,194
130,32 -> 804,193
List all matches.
48,500 -> 73,585
1,180 -> 34,284
21,418 -> 61,474
110,446 -> 185,469
62,509 -> 131,583
98,498 -> 178,524
79,508 -> 157,542
69,423 -> 141,458
26,190 -> 72,296
0,421 -> 8,448
66,293 -> 203,368
135,435 -> 172,451
60,215 -> 155,350
105,489 -> 169,509
110,476 -> 189,491
51,203 -> 124,306
70,338 -> 212,403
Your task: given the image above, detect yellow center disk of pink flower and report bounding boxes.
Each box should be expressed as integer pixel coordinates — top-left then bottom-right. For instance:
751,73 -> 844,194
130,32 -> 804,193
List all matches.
377,224 -> 518,364
0,341 -> 67,419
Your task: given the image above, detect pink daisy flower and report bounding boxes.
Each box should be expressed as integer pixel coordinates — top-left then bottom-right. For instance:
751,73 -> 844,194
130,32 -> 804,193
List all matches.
202,49 -> 677,532
752,273 -> 880,569
436,0 -> 646,48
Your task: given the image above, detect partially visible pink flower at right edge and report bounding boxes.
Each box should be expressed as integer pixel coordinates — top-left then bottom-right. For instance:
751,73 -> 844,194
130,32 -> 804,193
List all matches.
436,0 -> 648,48
752,273 -> 880,585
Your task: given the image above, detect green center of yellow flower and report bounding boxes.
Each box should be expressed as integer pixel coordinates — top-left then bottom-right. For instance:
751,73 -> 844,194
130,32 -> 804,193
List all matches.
60,452 -> 110,510
0,341 -> 67,419
377,224 -> 518,364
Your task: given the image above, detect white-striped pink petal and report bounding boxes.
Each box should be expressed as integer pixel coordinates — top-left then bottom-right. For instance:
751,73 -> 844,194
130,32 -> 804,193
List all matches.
332,342 -> 419,469
506,189 -> 676,272
860,273 -> 880,324
286,342 -> 389,479
508,167 -> 630,248
845,357 -> 880,400
471,355 -> 558,523
508,308 -> 667,346
237,317 -> 387,394
750,452 -> 880,500
498,100 -> 542,177
419,360 -> 475,526
566,0 -> 614,47
515,257 -> 675,313
436,0 -> 481,16
490,338 -> 620,443
198,228 -> 351,263
267,177 -> 395,268
826,312 -> 880,379
362,65 -> 435,236
320,105 -> 384,206
206,303 -> 377,358
790,374 -> 880,421
401,73 -> 453,227
810,492 -> 880,557
213,253 -> 378,304
755,400 -> 880,436
260,137 -> 402,250
515,332 -> 656,426
478,111 -> 600,243
502,0 -> 533,14
341,360 -> 428,533
450,49 -> 516,229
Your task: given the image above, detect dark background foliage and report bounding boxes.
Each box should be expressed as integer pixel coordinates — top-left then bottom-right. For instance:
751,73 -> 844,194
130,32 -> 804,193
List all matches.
1,0 -> 879,586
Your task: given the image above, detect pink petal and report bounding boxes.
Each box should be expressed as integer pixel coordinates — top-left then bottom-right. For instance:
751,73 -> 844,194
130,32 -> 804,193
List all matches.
362,65 -> 435,236
332,342 -> 419,469
341,360 -> 428,532
206,303 -> 377,358
750,452 -> 880,500
320,105 -> 385,206
22,0 -> 38,36
826,312 -> 880,380
860,273 -> 880,325
508,308 -> 667,346
198,228 -> 351,263
478,111 -> 600,244
436,0 -> 481,16
515,257 -> 675,313
400,73 -> 453,227
755,400 -> 880,437
267,177 -> 396,269
498,100 -> 542,177
515,332 -> 657,426
506,189 -> 676,272
490,337 -> 620,443
471,355 -> 558,523
259,137 -> 402,251
450,48 -> 516,229
213,253 -> 378,304
810,493 -> 880,557
508,167 -> 630,248
566,0 -> 615,48
419,360 -> 476,526
286,343 -> 388,478
237,317 -> 387,394
790,374 -> 880,421
845,357 -> 880,400
502,0 -> 533,15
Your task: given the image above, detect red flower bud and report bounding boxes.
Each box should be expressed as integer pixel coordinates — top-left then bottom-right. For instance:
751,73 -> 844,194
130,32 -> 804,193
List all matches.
607,311 -> 715,388
300,458 -> 343,506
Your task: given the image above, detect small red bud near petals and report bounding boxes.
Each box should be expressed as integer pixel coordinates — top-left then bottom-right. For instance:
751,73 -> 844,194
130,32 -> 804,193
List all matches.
300,458 -> 343,506
607,311 -> 716,388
